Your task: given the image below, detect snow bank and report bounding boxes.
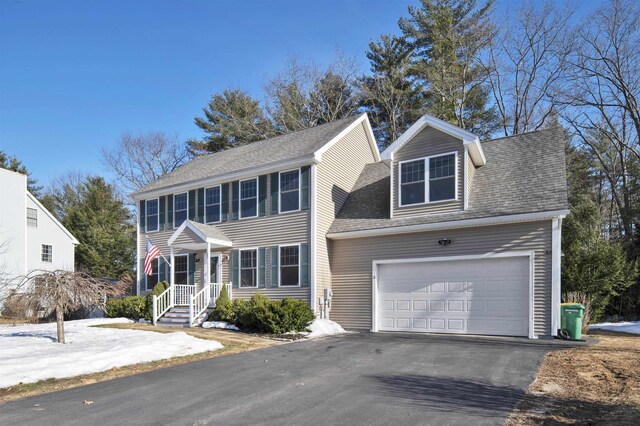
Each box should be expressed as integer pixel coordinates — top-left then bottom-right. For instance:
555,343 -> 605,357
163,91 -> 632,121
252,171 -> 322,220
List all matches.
307,319 -> 347,338
0,318 -> 223,389
589,321 -> 640,335
202,321 -> 239,331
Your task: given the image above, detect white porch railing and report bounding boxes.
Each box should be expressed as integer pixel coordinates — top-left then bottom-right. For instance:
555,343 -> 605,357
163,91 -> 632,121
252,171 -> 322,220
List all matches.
211,282 -> 233,305
153,282 -> 233,327
190,283 -> 212,327
152,285 -> 172,325
174,284 -> 195,306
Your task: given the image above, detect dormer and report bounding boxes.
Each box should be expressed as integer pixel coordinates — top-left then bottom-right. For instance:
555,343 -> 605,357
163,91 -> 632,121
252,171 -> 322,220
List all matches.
380,114 -> 486,218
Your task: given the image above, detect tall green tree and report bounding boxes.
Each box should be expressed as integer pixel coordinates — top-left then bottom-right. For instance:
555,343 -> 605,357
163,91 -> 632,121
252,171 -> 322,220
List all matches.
360,34 -> 423,147
399,0 -> 497,137
0,150 -> 42,197
188,89 -> 275,155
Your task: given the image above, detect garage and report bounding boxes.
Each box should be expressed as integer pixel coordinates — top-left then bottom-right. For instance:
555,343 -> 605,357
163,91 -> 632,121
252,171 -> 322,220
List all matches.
375,255 -> 532,337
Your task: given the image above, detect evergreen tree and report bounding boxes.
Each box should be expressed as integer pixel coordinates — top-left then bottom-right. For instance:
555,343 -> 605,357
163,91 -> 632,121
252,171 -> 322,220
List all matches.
360,34 -> 423,147
0,150 -> 42,197
399,0 -> 497,137
188,89 -> 275,155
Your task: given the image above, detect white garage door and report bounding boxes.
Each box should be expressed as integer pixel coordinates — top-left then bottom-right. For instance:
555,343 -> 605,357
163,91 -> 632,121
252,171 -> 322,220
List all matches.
376,256 -> 530,337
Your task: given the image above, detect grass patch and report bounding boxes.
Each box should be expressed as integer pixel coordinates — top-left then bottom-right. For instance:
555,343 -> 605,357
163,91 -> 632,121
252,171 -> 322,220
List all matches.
0,322 -> 283,404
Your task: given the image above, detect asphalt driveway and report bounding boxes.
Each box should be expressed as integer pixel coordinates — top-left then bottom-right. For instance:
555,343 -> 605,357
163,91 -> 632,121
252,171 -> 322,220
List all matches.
0,332 -> 578,426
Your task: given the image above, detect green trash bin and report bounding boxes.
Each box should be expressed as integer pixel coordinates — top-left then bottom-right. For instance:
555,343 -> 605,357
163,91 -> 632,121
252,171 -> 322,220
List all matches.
560,303 -> 585,340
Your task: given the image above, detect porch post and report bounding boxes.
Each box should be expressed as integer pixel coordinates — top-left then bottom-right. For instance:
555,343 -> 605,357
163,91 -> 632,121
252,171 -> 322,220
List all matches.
206,242 -> 211,287
169,246 -> 175,307
170,246 -> 175,286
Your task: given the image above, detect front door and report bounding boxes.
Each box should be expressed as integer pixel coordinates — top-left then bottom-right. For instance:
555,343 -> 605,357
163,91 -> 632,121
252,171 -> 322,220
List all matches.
210,255 -> 220,283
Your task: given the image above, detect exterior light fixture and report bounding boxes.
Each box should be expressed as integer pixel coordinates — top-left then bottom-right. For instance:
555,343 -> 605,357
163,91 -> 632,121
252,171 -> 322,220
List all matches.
438,238 -> 452,246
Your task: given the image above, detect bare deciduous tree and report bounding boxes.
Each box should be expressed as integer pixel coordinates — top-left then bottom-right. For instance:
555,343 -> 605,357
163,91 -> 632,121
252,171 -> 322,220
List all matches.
102,132 -> 191,194
19,270 -> 127,343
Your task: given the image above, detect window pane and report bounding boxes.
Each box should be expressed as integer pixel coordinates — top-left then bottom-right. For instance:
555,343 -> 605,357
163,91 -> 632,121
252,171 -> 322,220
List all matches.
429,177 -> 455,201
281,191 -> 299,212
241,199 -> 257,218
281,266 -> 299,286
240,180 -> 257,199
205,187 -> 221,223
205,187 -> 220,205
280,246 -> 299,286
240,250 -> 257,287
146,259 -> 158,290
280,170 -> 299,192
240,180 -> 257,218
280,246 -> 299,266
41,244 -> 52,263
174,193 -> 187,226
401,181 -> 425,205
174,256 -> 188,285
279,170 -> 300,212
400,160 -> 425,184
147,199 -> 158,231
27,208 -> 38,227
429,154 -> 455,179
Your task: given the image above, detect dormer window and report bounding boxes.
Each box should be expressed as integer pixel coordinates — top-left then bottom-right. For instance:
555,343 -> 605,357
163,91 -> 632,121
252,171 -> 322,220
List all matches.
399,152 -> 457,206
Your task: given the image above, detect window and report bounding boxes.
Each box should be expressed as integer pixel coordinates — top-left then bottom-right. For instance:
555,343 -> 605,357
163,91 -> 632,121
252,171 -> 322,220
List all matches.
174,193 -> 188,227
146,199 -> 159,232
27,208 -> 38,227
400,160 -> 425,205
41,244 -> 52,263
279,169 -> 300,212
240,178 -> 258,219
205,186 -> 221,223
145,258 -> 158,290
279,245 -> 299,286
399,153 -> 456,206
429,154 -> 456,202
174,255 -> 188,285
240,249 -> 257,287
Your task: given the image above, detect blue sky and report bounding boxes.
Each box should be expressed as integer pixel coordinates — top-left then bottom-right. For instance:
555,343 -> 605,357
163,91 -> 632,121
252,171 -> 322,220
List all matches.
0,0 -> 599,189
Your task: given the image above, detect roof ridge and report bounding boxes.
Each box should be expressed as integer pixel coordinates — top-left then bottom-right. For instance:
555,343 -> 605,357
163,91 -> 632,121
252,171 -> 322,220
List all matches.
483,126 -> 561,144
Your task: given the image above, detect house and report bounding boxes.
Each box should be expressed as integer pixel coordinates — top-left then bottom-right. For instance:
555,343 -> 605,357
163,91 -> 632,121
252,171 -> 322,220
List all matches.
0,168 -> 79,303
132,113 -> 568,338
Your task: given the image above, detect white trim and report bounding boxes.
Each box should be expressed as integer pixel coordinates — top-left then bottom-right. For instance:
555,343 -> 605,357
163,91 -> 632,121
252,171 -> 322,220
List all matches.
380,113 -> 486,166
463,146 -> 469,210
239,177 -> 259,220
146,198 -> 160,233
551,216 -> 564,336
371,251 -> 536,339
132,156 -> 316,200
26,192 -> 79,244
389,159 -> 394,219
310,163 -> 318,313
238,247 -> 259,288
313,113 -> 381,163
204,185 -> 222,224
136,201 -> 141,295
327,209 -> 571,240
209,251 -> 223,284
277,243 -> 302,288
278,168 -> 302,214
173,192 -> 188,229
167,220 -> 232,247
398,151 -> 459,207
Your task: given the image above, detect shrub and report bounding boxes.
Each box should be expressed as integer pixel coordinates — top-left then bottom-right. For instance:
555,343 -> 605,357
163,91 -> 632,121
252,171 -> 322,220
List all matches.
208,284 -> 233,322
277,298 -> 315,333
145,281 -> 169,321
563,291 -> 593,334
105,296 -> 147,320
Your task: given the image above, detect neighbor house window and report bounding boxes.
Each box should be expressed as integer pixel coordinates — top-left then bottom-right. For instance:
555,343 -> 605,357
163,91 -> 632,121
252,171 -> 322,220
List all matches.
279,169 -> 300,212
27,208 -> 38,227
41,244 -> 52,263
399,153 -> 456,206
145,258 -> 158,291
174,255 -> 188,285
146,199 -> 159,232
240,178 -> 258,219
205,186 -> 221,223
240,249 -> 257,287
279,245 -> 299,286
174,193 -> 188,227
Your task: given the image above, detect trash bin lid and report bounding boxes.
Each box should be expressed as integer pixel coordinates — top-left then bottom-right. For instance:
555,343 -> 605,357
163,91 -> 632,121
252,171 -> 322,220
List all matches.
561,303 -> 585,309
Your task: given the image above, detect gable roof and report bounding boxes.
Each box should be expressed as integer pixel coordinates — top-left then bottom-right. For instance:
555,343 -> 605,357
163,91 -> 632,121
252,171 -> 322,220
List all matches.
133,114 -> 379,198
380,113 -> 486,166
167,220 -> 232,247
26,192 -> 80,245
328,127 -> 569,237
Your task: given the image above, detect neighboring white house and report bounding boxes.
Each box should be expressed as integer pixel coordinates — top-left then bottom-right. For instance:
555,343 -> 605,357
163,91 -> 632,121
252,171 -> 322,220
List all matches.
0,168 -> 78,302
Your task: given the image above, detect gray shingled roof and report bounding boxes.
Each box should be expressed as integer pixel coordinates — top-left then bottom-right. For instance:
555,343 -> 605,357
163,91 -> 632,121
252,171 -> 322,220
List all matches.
187,220 -> 232,244
133,115 -> 362,196
328,127 -> 569,234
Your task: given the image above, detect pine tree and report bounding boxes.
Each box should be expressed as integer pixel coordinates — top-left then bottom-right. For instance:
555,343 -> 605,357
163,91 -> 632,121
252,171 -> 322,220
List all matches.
0,150 -> 42,197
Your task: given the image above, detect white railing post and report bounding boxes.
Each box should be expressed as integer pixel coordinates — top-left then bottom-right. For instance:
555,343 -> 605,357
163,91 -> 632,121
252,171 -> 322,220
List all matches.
189,294 -> 194,327
152,295 -> 157,325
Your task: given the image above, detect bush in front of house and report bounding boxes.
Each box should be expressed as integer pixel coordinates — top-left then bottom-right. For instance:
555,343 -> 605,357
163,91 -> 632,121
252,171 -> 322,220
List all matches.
144,281 -> 170,321
105,296 -> 147,320
209,292 -> 314,334
208,284 -> 234,322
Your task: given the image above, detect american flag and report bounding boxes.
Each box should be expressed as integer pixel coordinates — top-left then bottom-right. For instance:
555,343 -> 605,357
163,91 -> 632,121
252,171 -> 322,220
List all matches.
144,239 -> 160,276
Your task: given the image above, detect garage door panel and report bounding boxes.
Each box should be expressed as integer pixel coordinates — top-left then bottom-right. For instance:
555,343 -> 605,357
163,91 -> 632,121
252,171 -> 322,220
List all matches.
377,257 -> 529,337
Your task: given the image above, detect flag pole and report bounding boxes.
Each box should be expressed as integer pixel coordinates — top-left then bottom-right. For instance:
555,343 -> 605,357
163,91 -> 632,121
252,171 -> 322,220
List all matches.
146,237 -> 172,268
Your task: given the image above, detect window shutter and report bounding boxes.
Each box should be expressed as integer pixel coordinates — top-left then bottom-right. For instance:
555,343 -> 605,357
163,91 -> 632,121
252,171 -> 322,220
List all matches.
221,183 -> 229,221
197,188 -> 205,223
231,181 -> 239,220
301,166 -> 310,210
258,175 -> 267,217
159,196 -> 166,231
139,258 -> 146,293
258,247 -> 266,288
270,172 -> 279,214
188,190 -> 196,221
188,253 -> 196,285
167,195 -> 174,229
300,243 -> 310,287
139,200 -> 146,233
230,250 -> 239,288
270,246 -> 279,287
158,257 -> 166,283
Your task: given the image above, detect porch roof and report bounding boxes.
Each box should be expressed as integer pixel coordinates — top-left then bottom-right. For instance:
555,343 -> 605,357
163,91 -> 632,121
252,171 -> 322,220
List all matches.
168,220 -> 232,251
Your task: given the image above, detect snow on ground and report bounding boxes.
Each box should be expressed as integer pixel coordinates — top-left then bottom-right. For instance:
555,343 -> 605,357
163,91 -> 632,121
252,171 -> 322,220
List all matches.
306,318 -> 348,338
0,318 -> 223,389
202,321 -> 239,331
589,321 -> 640,335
